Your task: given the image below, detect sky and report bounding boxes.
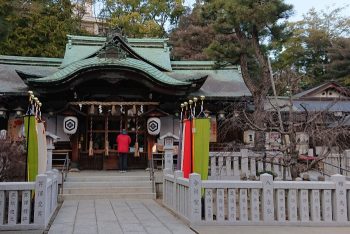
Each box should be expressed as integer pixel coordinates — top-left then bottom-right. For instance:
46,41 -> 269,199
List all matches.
184,0 -> 349,21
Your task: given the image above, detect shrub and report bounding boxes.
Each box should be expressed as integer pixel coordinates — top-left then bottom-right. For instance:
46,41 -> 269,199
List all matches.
0,139 -> 26,181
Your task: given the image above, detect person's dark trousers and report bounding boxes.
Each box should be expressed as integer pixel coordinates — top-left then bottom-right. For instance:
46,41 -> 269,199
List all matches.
119,153 -> 128,171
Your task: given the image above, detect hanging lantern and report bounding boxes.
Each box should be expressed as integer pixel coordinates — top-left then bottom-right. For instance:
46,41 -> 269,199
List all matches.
147,117 -> 161,135
63,116 -> 78,134
127,108 -> 134,116
89,105 -> 95,115
132,105 -> 137,115
111,105 -> 117,116
0,106 -> 8,119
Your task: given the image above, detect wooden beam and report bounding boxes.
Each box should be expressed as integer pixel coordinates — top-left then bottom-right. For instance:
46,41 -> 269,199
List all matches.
69,101 -> 159,106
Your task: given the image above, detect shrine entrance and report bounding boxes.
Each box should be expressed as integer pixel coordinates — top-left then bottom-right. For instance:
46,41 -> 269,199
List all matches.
68,101 -> 160,170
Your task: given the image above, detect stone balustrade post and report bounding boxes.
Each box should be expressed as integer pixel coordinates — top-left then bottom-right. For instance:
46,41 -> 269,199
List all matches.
241,149 -> 249,176
330,174 -> 348,222
189,173 -> 201,223
34,174 -> 48,228
163,168 -> 172,205
164,148 -> 174,171
260,173 -> 275,222
173,170 -> 183,211
345,150 -> 350,176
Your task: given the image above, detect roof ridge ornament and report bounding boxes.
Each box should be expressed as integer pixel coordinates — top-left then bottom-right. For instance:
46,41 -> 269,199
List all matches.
106,26 -> 128,43
96,26 -> 129,60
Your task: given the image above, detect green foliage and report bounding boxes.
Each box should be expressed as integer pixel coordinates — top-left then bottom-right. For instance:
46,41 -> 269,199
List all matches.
0,0 -> 85,57
195,0 -> 293,150
169,4 -> 215,60
275,6 -> 350,86
201,0 -> 293,94
0,139 -> 26,182
99,0 -> 185,38
326,38 -> 350,85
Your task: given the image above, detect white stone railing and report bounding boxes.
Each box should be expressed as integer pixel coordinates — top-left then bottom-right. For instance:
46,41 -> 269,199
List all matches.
163,169 -> 191,221
0,170 -> 59,231
163,170 -> 350,226
323,150 -> 350,176
209,149 -> 292,180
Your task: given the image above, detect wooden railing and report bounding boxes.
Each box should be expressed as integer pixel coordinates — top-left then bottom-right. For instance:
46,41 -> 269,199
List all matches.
163,170 -> 350,226
0,170 -> 59,231
209,149 -> 292,180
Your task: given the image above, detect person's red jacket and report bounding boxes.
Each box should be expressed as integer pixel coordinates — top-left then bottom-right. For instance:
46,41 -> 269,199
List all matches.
116,134 -> 131,153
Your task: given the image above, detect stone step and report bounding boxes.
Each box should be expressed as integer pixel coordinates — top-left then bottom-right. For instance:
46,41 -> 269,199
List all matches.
63,186 -> 153,194
63,180 -> 152,188
65,175 -> 150,182
61,193 -> 156,200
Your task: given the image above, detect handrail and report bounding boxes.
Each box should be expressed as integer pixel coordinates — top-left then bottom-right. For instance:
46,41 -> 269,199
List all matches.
60,153 -> 70,194
149,153 -> 155,194
52,152 -> 70,193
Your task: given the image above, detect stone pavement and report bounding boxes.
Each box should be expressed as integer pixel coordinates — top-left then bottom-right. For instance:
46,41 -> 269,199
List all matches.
192,226 -> 350,234
48,199 -> 194,234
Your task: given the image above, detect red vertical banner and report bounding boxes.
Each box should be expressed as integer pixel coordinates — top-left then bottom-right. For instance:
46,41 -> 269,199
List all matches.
182,119 -> 192,178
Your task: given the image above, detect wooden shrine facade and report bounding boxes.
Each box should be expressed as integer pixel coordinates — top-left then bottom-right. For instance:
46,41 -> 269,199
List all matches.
67,101 -> 161,170
0,31 -> 250,170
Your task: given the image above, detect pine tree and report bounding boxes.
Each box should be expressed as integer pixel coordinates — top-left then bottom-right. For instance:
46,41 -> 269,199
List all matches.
202,0 -> 293,149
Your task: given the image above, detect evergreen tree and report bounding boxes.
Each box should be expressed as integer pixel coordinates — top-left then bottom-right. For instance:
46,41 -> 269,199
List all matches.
275,6 -> 350,87
202,0 -> 293,149
169,4 -> 215,60
325,37 -> 350,85
98,0 -> 186,38
0,0 -> 84,57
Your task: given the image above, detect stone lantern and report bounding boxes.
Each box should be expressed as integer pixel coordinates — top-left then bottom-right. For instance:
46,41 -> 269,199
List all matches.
160,132 -> 179,170
46,131 -> 60,171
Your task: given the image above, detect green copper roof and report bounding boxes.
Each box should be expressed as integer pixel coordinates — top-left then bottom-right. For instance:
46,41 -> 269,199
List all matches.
62,35 -> 172,70
28,57 -> 190,86
0,55 -> 62,66
173,69 -> 251,98
133,47 -> 171,71
67,35 -> 168,46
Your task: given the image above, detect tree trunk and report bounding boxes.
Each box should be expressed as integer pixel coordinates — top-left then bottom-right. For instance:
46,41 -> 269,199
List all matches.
252,92 -> 267,150
288,127 -> 299,179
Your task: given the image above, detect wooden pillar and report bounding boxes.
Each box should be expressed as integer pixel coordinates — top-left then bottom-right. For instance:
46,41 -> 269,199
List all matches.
71,133 -> 79,163
147,134 -> 156,161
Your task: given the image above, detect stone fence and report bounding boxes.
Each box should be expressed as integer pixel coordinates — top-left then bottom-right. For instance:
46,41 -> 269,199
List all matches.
323,150 -> 350,176
163,169 -> 350,226
0,170 -> 59,231
209,149 -> 292,180
209,149 -> 350,180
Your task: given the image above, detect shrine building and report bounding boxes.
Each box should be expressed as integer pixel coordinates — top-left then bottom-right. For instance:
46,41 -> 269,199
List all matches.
0,32 -> 250,170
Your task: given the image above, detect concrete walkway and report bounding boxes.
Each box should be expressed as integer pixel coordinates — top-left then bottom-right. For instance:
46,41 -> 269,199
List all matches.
48,199 -> 194,234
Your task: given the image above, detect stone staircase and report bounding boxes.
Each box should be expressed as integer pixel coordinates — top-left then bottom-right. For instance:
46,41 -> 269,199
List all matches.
62,171 -> 155,200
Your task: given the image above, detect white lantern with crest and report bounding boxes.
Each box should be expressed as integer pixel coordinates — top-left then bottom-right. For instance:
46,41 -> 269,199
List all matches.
63,116 -> 78,134
147,117 -> 161,135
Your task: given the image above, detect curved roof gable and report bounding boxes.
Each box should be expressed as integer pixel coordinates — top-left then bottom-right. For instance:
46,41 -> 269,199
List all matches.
61,34 -> 172,71
25,57 -> 192,86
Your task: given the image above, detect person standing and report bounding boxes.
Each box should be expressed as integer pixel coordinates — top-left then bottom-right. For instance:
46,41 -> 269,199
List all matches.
116,129 -> 131,172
